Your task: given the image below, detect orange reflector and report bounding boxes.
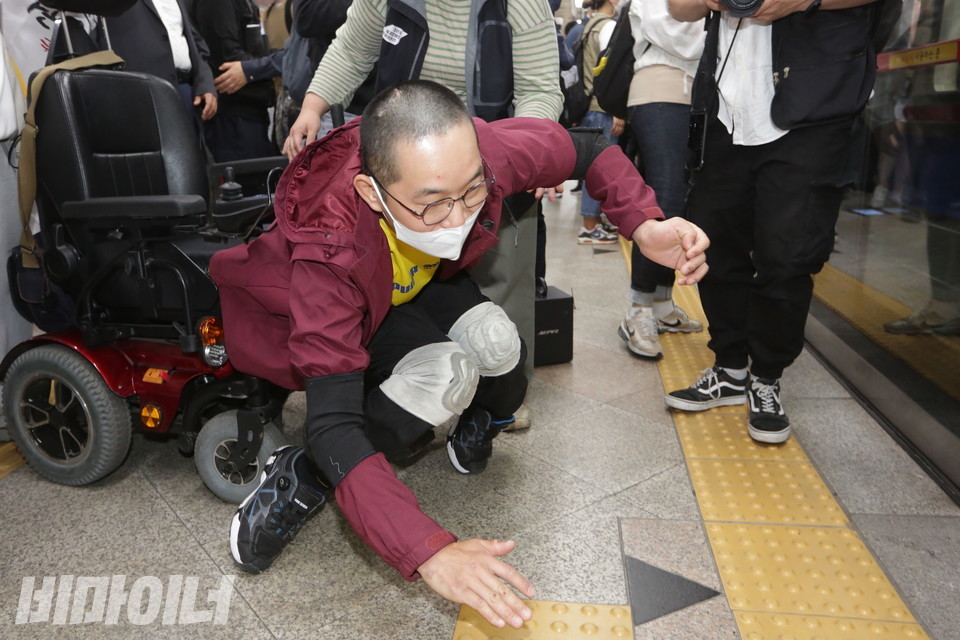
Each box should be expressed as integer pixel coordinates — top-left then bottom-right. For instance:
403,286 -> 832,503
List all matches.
198,317 -> 224,347
142,368 -> 168,384
140,405 -> 162,429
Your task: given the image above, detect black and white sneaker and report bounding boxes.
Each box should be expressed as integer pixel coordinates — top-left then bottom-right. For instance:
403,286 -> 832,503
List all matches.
747,377 -> 791,444
230,446 -> 327,574
665,366 -> 747,411
447,408 -> 503,474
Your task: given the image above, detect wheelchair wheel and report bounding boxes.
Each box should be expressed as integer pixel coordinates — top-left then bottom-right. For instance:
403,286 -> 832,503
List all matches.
2,345 -> 132,485
194,410 -> 285,504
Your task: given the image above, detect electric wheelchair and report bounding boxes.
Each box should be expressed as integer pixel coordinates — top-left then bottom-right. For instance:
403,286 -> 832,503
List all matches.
2,63 -> 293,503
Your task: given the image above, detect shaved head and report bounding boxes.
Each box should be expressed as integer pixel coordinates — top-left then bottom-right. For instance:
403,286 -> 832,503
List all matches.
360,80 -> 475,186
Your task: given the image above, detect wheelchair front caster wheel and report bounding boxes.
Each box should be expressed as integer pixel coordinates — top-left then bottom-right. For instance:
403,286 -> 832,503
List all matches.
194,410 -> 285,504
2,345 -> 132,485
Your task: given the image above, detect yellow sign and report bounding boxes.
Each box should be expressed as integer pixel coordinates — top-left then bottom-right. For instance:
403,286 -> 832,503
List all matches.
887,41 -> 958,70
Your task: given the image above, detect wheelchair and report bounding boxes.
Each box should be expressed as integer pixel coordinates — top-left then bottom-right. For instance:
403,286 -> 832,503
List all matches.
1,64 -> 292,503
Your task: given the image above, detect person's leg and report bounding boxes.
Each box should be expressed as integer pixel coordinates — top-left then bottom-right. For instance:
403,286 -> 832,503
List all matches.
746,117 -> 857,443
577,110 -> 618,245
363,304 -> 469,460
622,104 -> 702,359
412,273 -> 527,472
665,115 -> 755,411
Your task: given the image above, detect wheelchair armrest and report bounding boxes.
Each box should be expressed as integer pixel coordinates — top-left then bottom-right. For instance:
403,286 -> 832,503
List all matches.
210,194 -> 271,233
61,195 -> 207,221
209,156 -> 288,180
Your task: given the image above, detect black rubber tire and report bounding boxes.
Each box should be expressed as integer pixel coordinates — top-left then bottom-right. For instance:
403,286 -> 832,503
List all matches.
194,410 -> 286,504
1,345 -> 132,485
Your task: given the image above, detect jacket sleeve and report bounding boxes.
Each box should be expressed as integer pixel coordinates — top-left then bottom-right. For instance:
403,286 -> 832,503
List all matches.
487,118 -> 663,238
186,12 -> 217,95
336,453 -> 458,580
241,49 -> 285,82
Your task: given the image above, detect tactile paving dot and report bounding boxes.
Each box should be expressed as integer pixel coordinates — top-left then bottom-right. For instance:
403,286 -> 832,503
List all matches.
674,411 -> 809,462
734,611 -> 931,639
707,523 -> 916,623
453,600 -> 633,640
688,459 -> 847,526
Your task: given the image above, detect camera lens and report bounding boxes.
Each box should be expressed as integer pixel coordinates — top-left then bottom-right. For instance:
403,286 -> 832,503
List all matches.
719,0 -> 763,17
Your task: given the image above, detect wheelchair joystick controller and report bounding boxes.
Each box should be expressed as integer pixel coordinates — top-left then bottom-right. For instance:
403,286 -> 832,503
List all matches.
220,167 -> 243,201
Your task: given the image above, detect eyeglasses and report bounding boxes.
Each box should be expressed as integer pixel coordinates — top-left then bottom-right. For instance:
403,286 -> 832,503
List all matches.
370,159 -> 496,226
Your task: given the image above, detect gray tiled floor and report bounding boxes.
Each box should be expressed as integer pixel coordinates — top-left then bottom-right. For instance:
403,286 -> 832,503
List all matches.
1,184 -> 957,639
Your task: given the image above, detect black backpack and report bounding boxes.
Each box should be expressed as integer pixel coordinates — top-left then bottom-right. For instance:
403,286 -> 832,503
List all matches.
594,1 -> 644,120
560,16 -> 613,128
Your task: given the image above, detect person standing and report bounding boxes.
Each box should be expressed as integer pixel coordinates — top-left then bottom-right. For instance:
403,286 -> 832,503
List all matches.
575,0 -> 622,245
664,0 -> 884,443
618,0 -> 704,359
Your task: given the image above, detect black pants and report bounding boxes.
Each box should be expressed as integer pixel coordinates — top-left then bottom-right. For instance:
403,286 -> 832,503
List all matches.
688,115 -> 856,379
362,273 -> 528,456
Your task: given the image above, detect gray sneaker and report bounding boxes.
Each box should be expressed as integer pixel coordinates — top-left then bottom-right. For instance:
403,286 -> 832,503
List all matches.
577,226 -> 618,245
619,307 -> 662,359
656,304 -> 703,334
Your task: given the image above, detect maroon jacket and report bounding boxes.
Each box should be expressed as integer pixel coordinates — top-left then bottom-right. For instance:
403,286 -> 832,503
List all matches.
210,116 -> 663,578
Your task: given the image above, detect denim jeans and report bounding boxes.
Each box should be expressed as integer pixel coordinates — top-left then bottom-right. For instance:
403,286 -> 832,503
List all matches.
628,102 -> 692,293
579,110 -> 615,219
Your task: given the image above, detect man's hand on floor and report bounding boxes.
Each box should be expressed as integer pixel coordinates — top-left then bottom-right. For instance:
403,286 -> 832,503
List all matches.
418,538 -> 536,629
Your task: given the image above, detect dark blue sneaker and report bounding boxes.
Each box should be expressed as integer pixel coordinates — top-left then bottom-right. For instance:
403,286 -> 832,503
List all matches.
230,446 -> 326,574
446,408 -> 504,474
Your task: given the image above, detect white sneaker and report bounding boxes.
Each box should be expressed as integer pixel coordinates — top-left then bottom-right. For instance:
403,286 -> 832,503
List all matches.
618,307 -> 662,359
656,304 -> 703,334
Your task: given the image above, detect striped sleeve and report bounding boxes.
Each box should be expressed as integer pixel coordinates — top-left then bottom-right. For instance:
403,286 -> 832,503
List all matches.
307,0 -> 387,106
508,0 -> 562,121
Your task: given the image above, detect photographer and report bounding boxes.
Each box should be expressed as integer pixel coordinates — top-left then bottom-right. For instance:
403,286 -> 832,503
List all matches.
664,0 -> 890,443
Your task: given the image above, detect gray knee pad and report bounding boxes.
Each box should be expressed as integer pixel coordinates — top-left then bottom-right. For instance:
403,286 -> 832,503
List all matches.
447,301 -> 521,377
379,342 -> 479,427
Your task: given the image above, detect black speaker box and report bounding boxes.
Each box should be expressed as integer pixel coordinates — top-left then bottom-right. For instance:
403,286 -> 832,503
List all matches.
534,286 -> 574,366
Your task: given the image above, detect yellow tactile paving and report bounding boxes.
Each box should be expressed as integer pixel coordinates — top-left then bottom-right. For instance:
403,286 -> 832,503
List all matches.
735,612 -> 930,639
454,600 -> 633,640
709,523 -> 917,624
0,442 -> 25,479
673,410 -> 809,462
618,245 -> 930,639
690,460 -> 848,526
814,264 -> 960,402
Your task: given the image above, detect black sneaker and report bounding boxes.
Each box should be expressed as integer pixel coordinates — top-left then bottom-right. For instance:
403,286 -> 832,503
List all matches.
230,446 -> 326,574
665,366 -> 747,411
447,408 -> 503,474
747,377 -> 791,444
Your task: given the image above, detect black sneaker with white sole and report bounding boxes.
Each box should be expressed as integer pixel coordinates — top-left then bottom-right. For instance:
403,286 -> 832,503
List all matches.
447,408 -> 503,474
230,446 -> 327,574
665,366 -> 747,411
747,377 -> 791,444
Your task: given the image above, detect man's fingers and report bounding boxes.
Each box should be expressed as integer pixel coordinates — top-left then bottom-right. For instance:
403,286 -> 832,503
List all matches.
473,572 -> 530,629
465,591 -> 506,628
481,569 -> 531,619
678,262 -> 709,286
489,557 -> 535,599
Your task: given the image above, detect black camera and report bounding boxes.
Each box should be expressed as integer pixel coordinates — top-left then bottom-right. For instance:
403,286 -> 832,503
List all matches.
720,0 -> 763,17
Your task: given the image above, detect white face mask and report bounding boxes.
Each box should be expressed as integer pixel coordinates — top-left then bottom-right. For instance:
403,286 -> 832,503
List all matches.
371,180 -> 482,261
